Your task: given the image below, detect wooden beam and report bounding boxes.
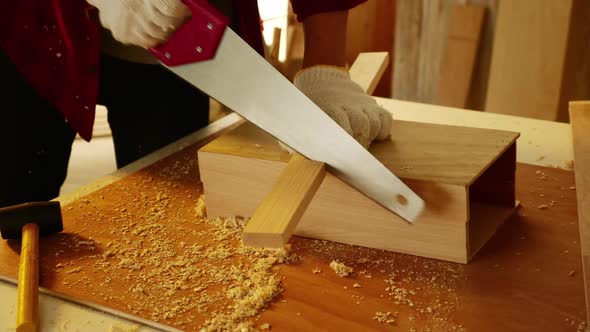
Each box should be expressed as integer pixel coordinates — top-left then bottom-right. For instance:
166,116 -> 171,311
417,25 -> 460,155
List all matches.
242,154 -> 325,248
348,52 -> 389,96
569,100 -> 590,325
435,4 -> 485,108
240,52 -> 390,248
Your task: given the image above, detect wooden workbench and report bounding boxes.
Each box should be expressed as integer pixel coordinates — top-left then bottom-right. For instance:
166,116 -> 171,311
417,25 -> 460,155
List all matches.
0,102 -> 586,331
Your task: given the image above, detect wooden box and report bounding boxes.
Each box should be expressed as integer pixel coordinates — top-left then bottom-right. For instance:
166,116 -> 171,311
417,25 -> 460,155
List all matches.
198,121 -> 519,263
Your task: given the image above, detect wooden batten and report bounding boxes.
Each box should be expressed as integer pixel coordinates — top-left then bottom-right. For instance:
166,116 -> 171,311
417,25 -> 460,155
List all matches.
199,120 -> 519,263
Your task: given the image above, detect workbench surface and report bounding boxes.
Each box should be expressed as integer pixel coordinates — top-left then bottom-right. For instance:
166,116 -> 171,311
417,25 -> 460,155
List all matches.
0,101 -> 584,331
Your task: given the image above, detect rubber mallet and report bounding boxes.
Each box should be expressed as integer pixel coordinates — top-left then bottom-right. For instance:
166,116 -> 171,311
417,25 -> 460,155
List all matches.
0,201 -> 63,332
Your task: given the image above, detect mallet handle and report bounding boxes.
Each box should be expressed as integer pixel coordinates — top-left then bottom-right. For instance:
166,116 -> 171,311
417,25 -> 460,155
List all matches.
16,223 -> 39,332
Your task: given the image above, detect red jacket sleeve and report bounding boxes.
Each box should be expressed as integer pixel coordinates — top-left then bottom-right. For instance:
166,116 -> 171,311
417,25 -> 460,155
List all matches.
290,0 -> 367,21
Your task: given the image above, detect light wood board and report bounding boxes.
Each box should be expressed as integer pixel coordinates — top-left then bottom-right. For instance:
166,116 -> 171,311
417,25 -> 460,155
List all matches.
570,100 -> 590,325
242,154 -> 326,248
435,4 -> 485,108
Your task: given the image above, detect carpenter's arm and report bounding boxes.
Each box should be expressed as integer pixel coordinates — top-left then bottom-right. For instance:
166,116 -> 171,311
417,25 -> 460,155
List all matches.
301,10 -> 348,68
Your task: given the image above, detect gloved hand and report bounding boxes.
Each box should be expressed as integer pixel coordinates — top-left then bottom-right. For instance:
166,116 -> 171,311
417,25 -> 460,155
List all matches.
294,66 -> 393,148
87,0 -> 191,49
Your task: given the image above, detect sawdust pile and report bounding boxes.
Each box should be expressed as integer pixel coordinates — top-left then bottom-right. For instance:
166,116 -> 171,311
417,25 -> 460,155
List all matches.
56,184 -> 292,331
329,260 -> 353,277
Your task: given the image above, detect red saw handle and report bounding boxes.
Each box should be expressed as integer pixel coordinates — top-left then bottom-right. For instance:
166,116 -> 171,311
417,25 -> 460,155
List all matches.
149,0 -> 229,66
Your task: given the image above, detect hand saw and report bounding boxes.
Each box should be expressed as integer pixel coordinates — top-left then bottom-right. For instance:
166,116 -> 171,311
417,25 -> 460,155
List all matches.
149,0 -> 424,223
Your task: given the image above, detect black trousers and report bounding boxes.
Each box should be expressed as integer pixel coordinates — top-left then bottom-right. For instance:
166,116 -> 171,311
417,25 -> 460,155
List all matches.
0,50 -> 209,207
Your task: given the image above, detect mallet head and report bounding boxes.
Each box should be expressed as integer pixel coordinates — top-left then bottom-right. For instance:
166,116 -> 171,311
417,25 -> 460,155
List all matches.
0,202 -> 63,240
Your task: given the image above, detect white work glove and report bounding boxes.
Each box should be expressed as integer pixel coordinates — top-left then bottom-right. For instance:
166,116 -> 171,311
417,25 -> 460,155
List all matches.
87,0 -> 191,49
294,66 -> 393,148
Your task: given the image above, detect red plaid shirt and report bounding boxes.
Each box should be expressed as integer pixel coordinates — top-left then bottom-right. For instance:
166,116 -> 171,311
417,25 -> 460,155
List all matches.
0,0 -> 365,141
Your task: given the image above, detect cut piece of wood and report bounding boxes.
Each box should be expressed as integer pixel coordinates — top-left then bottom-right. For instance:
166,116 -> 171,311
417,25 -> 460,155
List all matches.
240,51 -> 390,248
242,154 -> 325,248
199,120 -> 519,263
485,0 -> 590,121
569,100 -> 590,325
435,4 -> 485,108
348,52 -> 389,96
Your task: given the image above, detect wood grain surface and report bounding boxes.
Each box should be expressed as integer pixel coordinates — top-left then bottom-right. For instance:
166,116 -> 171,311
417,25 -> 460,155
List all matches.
242,154 -> 326,248
570,101 -> 590,325
0,144 -> 586,331
435,4 -> 485,108
201,121 -> 519,186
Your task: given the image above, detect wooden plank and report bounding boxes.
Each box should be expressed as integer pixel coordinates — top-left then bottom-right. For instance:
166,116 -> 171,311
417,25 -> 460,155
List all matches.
557,1 -> 590,122
392,0 -> 422,102
242,154 -> 325,248
393,0 -> 498,110
348,52 -> 389,96
203,121 -> 518,186
485,0 -> 590,121
569,100 -> 590,325
240,51 -> 389,249
435,4 -> 485,108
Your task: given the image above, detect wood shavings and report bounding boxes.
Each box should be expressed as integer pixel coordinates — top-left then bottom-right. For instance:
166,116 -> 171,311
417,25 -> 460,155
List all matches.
56,171 -> 293,331
329,260 -> 353,277
312,267 -> 322,274
537,204 -> 549,210
259,323 -> 271,330
65,267 -> 82,274
353,283 -> 361,288
373,311 -> 397,324
194,195 -> 207,219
